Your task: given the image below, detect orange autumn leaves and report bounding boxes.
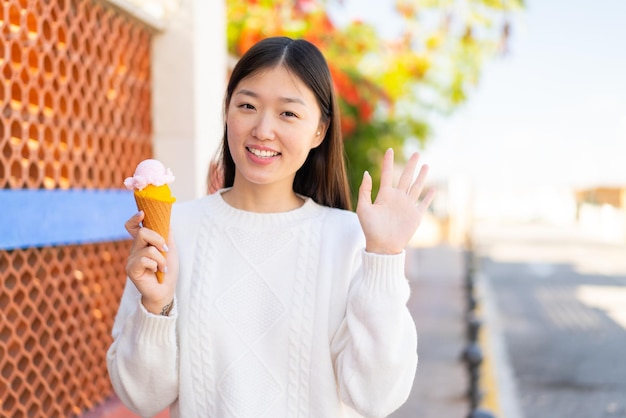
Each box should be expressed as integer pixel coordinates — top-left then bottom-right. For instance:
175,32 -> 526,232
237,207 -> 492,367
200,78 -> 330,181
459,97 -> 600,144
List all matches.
228,0 -> 523,142
224,0 -> 524,203
328,63 -> 382,136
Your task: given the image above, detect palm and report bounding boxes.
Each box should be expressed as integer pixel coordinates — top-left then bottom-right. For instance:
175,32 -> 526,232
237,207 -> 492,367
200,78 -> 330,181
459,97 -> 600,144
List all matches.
356,149 -> 434,255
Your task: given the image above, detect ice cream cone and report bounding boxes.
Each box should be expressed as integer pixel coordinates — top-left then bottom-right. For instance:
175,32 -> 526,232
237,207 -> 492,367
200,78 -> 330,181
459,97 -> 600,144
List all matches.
124,159 -> 176,285
133,184 -> 175,283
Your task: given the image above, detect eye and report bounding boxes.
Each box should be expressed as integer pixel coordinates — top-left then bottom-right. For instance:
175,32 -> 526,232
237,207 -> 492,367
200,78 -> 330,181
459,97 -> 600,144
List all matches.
282,111 -> 297,118
238,103 -> 256,110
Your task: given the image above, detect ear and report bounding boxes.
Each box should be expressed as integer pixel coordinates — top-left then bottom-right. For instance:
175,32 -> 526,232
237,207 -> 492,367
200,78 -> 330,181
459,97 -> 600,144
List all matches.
312,122 -> 329,148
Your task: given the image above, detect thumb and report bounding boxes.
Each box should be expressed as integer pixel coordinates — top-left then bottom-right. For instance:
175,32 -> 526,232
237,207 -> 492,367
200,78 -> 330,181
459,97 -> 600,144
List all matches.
357,171 -> 373,212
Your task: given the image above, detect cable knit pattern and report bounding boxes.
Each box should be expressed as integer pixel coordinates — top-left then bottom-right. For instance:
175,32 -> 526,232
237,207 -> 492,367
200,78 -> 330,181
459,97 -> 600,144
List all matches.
107,190 -> 418,418
286,215 -> 321,417
189,201 -> 217,415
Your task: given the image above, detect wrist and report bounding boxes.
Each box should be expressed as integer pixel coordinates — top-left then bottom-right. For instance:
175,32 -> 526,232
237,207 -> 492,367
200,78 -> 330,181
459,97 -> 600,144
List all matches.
365,245 -> 403,255
142,296 -> 175,316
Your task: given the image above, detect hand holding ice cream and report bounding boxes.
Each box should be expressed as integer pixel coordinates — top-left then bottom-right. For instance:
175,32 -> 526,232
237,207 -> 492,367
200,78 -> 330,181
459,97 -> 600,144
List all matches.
125,159 -> 176,283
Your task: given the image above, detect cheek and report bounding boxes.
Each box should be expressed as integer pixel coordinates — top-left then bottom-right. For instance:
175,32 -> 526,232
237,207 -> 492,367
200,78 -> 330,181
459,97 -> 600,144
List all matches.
226,114 -> 245,141
225,121 -> 243,160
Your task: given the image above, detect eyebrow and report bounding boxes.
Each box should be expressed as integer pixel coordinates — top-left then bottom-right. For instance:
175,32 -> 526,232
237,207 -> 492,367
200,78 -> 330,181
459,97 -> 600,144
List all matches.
235,89 -> 306,106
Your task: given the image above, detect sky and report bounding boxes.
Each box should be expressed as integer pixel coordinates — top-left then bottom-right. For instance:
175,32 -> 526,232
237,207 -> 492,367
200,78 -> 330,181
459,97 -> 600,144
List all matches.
330,0 -> 626,192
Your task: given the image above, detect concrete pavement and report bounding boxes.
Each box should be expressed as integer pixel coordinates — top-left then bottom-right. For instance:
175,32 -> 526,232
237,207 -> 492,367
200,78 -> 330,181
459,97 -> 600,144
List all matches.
390,245 -> 470,418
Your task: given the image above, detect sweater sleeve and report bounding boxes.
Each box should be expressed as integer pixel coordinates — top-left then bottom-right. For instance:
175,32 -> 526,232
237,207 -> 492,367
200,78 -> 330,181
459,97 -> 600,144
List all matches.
106,279 -> 179,416
330,250 -> 418,418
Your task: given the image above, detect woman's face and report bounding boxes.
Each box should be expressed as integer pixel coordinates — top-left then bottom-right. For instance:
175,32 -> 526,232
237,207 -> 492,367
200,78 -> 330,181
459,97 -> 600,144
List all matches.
226,65 -> 325,193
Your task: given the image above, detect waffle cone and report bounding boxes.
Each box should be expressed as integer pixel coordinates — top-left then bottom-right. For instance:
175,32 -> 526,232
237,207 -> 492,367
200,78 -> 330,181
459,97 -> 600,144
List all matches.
134,193 -> 173,283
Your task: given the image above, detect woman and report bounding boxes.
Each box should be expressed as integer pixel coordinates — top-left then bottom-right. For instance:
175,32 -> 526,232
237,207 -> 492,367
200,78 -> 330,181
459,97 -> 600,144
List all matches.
107,36 -> 434,418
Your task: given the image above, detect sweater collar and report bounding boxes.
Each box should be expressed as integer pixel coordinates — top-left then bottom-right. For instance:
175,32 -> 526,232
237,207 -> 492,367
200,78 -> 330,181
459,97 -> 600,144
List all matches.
206,188 -> 324,227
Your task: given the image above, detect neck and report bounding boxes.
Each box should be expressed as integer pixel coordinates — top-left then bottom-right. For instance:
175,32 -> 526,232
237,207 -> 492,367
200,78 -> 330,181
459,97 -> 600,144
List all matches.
221,184 -> 304,213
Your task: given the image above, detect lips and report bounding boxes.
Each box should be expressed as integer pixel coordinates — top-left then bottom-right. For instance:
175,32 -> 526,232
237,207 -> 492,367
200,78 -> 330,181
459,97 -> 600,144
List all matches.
246,147 -> 280,158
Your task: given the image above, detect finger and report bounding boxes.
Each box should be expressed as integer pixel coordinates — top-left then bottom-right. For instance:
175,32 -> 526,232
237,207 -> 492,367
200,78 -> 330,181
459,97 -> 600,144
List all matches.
125,211 -> 145,238
157,231 -> 176,284
144,245 -> 168,270
141,256 -> 159,273
126,254 -> 158,280
130,244 -> 167,269
357,170 -> 373,211
417,188 -> 436,213
131,226 -> 169,253
126,244 -> 167,278
397,152 -> 420,192
379,148 -> 394,189
164,229 -> 175,272
408,164 -> 429,202
135,241 -> 168,274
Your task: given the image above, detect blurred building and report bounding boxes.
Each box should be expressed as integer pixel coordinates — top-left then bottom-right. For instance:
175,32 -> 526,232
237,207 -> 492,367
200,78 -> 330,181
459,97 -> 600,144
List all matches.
575,186 -> 626,244
575,186 -> 626,209
0,1 -> 226,416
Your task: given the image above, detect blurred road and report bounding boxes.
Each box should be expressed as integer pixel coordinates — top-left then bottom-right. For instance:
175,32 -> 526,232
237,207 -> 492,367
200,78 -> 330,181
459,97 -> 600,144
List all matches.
474,221 -> 626,418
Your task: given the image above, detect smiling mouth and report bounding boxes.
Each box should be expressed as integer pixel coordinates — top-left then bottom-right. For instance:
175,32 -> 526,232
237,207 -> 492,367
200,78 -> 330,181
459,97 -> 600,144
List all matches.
247,147 -> 280,158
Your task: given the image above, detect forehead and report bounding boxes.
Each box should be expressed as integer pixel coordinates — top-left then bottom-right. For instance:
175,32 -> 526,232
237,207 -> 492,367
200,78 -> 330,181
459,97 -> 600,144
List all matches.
237,65 -> 315,101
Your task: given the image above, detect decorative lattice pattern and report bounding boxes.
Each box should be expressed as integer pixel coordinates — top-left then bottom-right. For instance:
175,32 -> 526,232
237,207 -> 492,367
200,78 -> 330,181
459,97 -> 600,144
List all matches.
0,241 -> 132,417
0,0 -> 153,190
1,0 -> 154,417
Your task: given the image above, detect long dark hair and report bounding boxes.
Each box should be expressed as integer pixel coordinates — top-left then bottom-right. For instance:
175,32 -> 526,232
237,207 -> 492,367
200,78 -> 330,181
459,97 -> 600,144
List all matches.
219,36 -> 352,210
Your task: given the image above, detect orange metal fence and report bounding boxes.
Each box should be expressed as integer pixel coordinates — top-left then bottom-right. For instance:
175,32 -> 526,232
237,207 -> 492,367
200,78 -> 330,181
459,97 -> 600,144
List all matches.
1,0 -> 154,416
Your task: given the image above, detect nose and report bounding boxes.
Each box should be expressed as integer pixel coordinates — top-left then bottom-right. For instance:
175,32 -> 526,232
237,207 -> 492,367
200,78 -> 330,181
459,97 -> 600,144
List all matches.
251,113 -> 276,141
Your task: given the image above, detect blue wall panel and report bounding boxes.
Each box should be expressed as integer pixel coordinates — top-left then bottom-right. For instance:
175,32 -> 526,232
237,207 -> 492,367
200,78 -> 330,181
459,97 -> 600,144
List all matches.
0,189 -> 137,250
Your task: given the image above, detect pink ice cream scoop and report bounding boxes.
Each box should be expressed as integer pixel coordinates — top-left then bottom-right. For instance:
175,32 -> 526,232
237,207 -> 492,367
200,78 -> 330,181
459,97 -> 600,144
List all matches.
124,159 -> 175,191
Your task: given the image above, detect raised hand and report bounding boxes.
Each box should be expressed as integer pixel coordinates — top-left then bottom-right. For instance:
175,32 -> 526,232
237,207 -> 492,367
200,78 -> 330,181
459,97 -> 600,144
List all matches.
356,148 -> 435,255
125,211 -> 178,314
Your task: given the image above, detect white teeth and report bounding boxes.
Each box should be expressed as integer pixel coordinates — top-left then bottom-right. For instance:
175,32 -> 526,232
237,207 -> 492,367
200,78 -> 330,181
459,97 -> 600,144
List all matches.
248,147 -> 279,158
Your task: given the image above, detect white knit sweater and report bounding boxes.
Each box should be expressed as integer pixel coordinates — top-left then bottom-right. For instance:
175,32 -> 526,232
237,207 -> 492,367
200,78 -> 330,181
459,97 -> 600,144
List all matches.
107,191 -> 418,418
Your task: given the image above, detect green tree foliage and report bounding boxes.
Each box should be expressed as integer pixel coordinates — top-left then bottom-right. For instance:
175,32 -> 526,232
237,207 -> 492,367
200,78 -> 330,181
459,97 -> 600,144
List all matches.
226,0 -> 524,204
